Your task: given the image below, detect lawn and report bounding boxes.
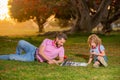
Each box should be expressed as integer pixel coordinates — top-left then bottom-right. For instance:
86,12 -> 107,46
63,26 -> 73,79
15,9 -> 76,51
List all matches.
0,32 -> 120,80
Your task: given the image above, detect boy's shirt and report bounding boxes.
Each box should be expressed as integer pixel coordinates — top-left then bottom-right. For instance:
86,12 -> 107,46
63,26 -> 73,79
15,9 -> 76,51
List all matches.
90,45 -> 105,54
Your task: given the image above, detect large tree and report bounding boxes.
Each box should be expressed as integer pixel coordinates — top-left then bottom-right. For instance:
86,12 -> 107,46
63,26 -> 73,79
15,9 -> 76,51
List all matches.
55,0 -> 120,33
69,0 -> 112,33
101,0 -> 120,32
9,0 -> 58,32
9,0 -> 119,33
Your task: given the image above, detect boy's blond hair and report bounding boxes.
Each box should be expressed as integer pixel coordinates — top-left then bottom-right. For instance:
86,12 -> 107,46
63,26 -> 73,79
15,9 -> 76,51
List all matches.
87,34 -> 102,47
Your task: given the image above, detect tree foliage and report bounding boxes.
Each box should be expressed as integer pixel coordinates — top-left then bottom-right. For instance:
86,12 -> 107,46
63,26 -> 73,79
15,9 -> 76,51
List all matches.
55,0 -> 120,33
9,0 -> 59,32
86,0 -> 120,32
9,0 -> 120,33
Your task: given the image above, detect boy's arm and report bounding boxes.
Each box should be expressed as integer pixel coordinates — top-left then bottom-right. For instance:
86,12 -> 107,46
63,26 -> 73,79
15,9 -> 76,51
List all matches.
91,50 -> 105,56
88,54 -> 93,64
98,50 -> 105,56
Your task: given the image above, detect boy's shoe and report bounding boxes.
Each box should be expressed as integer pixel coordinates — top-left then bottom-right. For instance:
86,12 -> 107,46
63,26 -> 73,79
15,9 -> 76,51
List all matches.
93,64 -> 99,68
99,57 -> 108,67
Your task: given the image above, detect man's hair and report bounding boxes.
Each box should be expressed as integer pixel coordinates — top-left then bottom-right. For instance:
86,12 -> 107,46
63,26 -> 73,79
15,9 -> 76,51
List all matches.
56,32 -> 67,40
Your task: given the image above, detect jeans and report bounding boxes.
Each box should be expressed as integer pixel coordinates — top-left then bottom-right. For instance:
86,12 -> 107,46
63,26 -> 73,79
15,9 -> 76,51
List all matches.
0,40 -> 37,61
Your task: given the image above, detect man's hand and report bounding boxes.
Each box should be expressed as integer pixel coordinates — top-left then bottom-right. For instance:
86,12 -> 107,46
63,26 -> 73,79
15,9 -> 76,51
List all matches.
47,57 -> 64,65
47,60 -> 54,64
52,60 -> 59,65
47,60 -> 59,65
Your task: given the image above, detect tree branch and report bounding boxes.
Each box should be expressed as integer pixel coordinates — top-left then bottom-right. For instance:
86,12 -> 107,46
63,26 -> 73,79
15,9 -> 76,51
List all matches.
108,9 -> 120,23
92,0 -> 112,27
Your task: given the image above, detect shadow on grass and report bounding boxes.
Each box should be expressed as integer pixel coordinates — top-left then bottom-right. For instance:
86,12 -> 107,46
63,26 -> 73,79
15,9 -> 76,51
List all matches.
74,54 -> 89,62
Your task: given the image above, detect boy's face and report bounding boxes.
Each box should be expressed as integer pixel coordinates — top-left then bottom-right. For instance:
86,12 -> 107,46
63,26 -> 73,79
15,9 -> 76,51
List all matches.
91,41 -> 96,48
55,38 -> 66,48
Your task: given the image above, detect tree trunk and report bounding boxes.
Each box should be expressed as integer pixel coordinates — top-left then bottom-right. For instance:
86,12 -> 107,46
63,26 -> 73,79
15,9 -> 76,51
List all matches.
38,23 -> 44,32
78,0 -> 92,32
70,21 -> 81,33
91,0 -> 112,29
102,22 -> 112,34
102,9 -> 120,33
70,13 -> 81,33
36,17 -> 45,32
71,0 -> 112,33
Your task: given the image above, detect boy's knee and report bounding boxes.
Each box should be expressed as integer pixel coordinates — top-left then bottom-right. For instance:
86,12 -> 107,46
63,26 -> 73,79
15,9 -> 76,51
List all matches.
97,56 -> 103,60
94,61 -> 100,65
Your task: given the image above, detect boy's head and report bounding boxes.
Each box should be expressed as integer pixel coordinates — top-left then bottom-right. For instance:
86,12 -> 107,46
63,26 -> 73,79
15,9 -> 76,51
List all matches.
88,34 -> 101,48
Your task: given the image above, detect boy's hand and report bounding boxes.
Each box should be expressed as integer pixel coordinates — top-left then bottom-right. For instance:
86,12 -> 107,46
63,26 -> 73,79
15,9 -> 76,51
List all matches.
91,52 -> 97,55
87,62 -> 91,65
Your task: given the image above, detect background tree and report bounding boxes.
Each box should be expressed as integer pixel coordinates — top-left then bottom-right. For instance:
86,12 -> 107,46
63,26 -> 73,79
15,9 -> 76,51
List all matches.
86,0 -> 120,33
9,0 -> 59,32
101,0 -> 120,33
55,0 -> 120,33
9,0 -> 119,33
61,0 -> 112,33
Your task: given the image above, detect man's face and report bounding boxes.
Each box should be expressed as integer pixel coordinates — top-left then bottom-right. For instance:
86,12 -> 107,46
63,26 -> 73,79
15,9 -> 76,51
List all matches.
55,38 -> 66,48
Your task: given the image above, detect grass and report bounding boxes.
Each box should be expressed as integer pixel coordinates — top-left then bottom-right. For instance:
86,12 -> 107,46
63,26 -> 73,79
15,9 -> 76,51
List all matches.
0,20 -> 38,36
0,32 -> 120,80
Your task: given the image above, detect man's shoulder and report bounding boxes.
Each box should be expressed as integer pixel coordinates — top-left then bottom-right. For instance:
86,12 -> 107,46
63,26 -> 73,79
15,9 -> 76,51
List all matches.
43,38 -> 52,42
60,46 -> 64,50
43,38 -> 53,44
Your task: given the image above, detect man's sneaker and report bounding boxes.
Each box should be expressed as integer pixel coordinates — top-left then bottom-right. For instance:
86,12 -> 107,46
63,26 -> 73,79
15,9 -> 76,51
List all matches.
99,57 -> 108,67
93,64 -> 99,68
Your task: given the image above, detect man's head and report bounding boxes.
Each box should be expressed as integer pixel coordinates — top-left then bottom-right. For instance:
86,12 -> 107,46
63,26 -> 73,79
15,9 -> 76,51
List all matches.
55,33 -> 67,48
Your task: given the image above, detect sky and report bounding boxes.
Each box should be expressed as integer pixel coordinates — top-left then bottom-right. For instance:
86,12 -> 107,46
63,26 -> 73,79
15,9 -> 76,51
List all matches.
0,0 -> 10,20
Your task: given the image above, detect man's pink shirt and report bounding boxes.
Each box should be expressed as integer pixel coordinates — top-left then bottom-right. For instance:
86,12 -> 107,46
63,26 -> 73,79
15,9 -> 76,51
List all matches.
36,39 -> 64,62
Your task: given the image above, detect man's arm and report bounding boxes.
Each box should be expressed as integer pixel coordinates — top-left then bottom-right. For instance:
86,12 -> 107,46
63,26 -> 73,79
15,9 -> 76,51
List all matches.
52,57 -> 64,65
39,45 -> 54,64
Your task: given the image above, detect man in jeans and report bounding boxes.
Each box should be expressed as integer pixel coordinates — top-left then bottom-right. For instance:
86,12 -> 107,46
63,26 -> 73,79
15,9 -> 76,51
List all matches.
0,33 -> 67,64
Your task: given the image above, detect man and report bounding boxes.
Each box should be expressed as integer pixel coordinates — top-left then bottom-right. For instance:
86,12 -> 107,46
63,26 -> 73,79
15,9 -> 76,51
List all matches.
0,33 -> 67,64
